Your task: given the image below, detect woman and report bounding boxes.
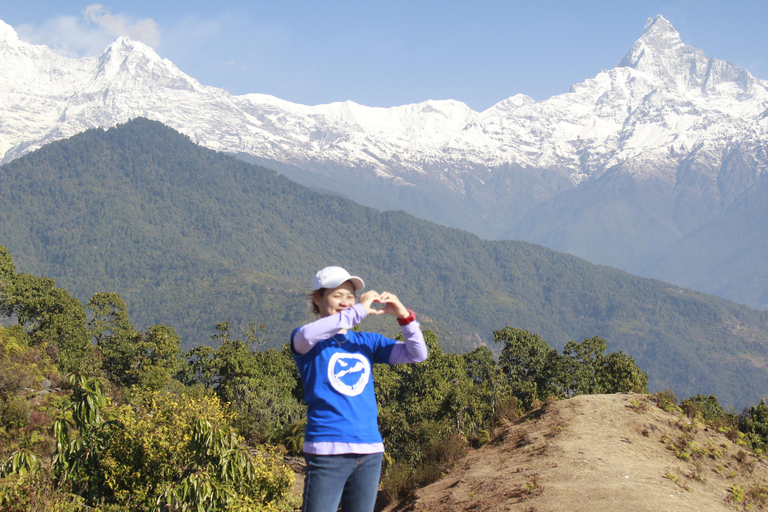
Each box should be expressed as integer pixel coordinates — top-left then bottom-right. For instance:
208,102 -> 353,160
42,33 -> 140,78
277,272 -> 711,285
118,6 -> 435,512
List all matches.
291,266 -> 428,512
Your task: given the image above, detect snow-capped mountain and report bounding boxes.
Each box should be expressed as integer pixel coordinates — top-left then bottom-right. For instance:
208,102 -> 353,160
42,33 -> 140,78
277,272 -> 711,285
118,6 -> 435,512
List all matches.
4,15 -> 765,187
2,15 -> 768,309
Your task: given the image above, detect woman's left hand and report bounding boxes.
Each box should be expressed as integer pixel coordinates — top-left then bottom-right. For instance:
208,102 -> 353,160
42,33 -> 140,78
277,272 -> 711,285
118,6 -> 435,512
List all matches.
378,292 -> 410,320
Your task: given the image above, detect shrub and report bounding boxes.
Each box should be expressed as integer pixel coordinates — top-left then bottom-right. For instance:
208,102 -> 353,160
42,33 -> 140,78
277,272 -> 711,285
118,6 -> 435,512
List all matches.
740,399 -> 768,452
1,394 -> 30,430
157,421 -> 295,511
46,373 -> 295,511
680,394 -> 727,421
99,388 -> 294,511
0,471 -> 85,512
652,389 -> 681,413
0,449 -> 85,512
378,459 -> 416,507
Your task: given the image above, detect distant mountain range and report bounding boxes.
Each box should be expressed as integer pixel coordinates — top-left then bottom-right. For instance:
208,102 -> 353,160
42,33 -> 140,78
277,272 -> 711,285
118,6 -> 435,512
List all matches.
2,118 -> 768,409
1,14 -> 767,309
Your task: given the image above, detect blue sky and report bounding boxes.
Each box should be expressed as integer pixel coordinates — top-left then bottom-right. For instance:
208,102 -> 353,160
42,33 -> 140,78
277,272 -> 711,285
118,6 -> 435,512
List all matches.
3,1 -> 767,111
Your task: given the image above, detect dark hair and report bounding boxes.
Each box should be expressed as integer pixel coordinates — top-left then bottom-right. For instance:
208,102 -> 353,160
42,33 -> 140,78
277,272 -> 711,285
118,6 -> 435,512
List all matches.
309,288 -> 328,316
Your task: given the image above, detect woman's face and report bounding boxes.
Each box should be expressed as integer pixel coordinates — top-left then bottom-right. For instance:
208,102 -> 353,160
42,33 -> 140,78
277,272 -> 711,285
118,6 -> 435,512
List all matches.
315,281 -> 356,317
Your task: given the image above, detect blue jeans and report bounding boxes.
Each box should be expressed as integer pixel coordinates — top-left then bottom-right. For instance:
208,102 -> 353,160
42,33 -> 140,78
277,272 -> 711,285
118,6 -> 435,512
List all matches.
302,452 -> 383,512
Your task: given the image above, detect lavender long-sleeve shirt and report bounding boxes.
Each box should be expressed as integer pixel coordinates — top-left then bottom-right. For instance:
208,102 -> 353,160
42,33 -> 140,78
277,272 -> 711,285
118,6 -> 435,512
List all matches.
292,303 -> 428,364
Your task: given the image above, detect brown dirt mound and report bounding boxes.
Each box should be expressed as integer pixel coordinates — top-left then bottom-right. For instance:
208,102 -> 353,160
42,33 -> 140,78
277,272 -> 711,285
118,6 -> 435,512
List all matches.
383,393 -> 768,512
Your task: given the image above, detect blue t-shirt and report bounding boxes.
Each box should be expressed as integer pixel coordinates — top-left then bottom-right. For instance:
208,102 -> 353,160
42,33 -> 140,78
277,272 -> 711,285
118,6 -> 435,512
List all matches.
292,329 -> 397,444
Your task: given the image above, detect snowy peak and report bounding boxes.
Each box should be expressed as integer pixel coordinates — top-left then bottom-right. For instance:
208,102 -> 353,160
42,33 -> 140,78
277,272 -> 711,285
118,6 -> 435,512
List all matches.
0,20 -> 19,42
1,15 -> 768,316
619,15 -> 700,87
1,14 -> 767,198
641,14 -> 682,46
617,15 -> 756,98
0,19 -> 19,43
618,15 -> 684,70
90,35 -> 201,94
96,36 -> 166,76
483,94 -> 536,117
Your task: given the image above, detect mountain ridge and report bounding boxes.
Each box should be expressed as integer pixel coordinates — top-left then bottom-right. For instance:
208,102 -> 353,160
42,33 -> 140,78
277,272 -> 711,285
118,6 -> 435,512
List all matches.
2,118 -> 768,408
4,15 -> 765,186
2,15 -> 768,310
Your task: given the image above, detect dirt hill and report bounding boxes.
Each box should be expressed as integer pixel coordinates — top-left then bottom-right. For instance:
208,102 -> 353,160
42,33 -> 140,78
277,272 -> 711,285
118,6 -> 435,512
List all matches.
383,393 -> 768,512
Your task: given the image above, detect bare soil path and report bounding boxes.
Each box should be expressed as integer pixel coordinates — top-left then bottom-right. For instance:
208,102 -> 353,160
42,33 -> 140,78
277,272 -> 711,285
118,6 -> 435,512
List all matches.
383,393 -> 768,512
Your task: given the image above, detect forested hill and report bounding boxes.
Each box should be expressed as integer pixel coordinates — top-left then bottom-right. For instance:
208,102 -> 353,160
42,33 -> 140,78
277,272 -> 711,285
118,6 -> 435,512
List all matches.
1,118 -> 767,407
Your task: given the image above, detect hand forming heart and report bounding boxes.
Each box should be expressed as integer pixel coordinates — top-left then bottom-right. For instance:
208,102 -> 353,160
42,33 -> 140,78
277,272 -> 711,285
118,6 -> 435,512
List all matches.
360,290 -> 409,319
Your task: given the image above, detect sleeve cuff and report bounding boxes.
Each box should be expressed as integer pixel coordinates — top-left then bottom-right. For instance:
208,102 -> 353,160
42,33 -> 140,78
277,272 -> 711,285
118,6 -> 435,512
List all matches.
397,309 -> 416,326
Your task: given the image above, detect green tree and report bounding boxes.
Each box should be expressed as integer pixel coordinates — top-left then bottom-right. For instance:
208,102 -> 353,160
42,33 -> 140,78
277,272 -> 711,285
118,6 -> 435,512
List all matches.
562,336 -> 607,395
740,399 -> 768,452
133,324 -> 184,390
179,344 -> 218,389
87,293 -> 182,391
0,263 -> 96,375
0,245 -> 14,281
462,346 -> 515,429
181,322 -> 305,444
561,336 -> 647,395
51,374 -> 111,504
375,330 -> 489,475
218,346 -> 306,444
494,327 -> 563,408
87,292 -> 134,344
597,350 -> 647,394
87,292 -> 139,385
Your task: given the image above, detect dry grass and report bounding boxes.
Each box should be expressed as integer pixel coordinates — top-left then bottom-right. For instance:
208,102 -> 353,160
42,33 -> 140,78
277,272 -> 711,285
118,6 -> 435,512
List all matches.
380,393 -> 768,512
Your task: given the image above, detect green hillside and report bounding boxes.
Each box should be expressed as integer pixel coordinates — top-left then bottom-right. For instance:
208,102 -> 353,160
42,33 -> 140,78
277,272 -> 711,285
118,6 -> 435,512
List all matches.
1,118 -> 767,407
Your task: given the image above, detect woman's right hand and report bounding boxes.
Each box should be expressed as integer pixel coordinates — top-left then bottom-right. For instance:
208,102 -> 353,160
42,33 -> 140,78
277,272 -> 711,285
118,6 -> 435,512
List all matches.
359,290 -> 383,315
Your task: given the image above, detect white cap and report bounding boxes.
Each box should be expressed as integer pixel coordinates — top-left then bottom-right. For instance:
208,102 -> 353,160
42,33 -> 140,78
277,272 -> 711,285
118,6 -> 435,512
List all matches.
312,266 -> 364,291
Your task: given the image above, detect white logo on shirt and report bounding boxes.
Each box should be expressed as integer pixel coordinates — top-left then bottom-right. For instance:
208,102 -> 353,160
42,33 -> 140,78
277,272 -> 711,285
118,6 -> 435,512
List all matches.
328,353 -> 370,397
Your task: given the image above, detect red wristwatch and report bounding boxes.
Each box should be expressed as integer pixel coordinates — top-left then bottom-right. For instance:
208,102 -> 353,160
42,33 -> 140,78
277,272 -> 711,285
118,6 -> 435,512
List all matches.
397,309 -> 416,326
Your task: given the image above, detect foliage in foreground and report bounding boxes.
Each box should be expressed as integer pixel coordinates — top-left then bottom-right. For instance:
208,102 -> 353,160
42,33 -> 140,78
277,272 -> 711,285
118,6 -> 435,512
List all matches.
5,242 -> 768,510
2,372 -> 294,512
0,246 -> 297,511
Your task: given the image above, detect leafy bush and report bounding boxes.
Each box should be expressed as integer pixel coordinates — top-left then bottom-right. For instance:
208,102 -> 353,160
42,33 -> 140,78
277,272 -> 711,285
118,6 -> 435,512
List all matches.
157,420 -> 294,511
1,394 -> 30,430
179,324 -> 306,445
48,374 -> 295,511
680,394 -> 727,421
652,389 -> 681,413
0,325 -> 65,460
0,450 -> 84,512
740,399 -> 768,453
0,269 -> 98,376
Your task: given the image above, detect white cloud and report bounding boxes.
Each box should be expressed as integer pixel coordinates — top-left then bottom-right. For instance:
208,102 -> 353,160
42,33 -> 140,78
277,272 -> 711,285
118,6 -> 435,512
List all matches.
14,4 -> 160,58
83,4 -> 160,48
16,16 -> 110,58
